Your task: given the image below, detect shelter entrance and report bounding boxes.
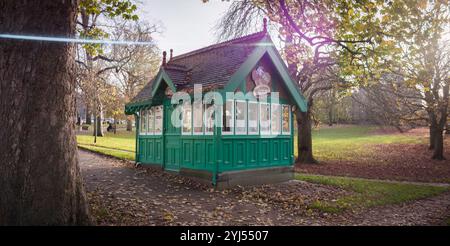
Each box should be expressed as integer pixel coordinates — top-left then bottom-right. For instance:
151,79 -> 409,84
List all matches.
163,100 -> 181,171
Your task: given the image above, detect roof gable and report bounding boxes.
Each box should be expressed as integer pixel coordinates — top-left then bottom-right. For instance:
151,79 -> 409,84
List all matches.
224,36 -> 307,112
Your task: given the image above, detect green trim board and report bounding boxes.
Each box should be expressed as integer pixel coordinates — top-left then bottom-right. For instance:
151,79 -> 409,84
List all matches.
125,100 -> 152,115
151,68 -> 177,98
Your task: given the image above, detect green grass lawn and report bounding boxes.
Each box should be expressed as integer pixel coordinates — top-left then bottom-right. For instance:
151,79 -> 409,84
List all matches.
296,174 -> 448,213
294,125 -> 425,160
77,131 -> 136,160
77,125 -> 425,162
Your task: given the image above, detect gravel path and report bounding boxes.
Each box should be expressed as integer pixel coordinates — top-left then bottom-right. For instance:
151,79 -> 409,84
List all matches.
79,150 -> 450,226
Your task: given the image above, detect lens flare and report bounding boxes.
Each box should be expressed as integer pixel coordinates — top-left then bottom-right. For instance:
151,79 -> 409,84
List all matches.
0,34 -> 154,46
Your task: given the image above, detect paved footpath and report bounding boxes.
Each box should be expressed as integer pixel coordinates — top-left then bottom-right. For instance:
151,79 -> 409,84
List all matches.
78,150 -> 450,226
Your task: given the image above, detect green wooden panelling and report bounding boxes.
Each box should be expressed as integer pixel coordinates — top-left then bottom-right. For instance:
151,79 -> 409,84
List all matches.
205,140 -> 215,167
222,141 -> 233,167
259,139 -> 270,166
193,140 -> 206,169
139,139 -> 145,162
165,136 -> 181,171
155,139 -> 162,163
234,140 -> 246,168
215,136 -> 291,172
182,140 -> 193,168
281,139 -> 290,162
247,140 -> 258,167
139,136 -> 164,165
147,140 -> 154,161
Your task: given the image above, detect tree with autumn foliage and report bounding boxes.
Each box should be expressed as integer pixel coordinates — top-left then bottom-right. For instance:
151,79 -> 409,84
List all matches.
217,0 -> 383,163
109,20 -> 161,131
375,0 -> 449,159
76,0 -> 140,136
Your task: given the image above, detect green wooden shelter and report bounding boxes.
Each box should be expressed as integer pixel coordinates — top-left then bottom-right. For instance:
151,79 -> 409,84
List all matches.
125,23 -> 307,188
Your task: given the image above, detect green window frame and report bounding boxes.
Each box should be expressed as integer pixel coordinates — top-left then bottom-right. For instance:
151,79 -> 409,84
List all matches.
282,104 -> 291,135
140,109 -> 148,135
222,100 -> 234,135
235,100 -> 247,135
148,107 -> 155,135
154,105 -> 163,135
248,101 -> 259,135
182,101 -> 192,135
271,103 -> 281,135
260,102 -> 271,135
204,102 -> 215,135
193,100 -> 203,135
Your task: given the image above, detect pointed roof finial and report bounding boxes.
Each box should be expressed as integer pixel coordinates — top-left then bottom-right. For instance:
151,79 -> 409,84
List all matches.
162,51 -> 167,66
263,18 -> 268,33
170,49 -> 173,61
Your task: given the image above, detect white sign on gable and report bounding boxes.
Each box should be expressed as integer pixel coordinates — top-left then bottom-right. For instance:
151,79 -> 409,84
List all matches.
252,66 -> 271,97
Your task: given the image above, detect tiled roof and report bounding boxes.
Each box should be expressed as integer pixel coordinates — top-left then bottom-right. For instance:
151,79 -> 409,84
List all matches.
131,77 -> 154,103
129,31 -> 268,104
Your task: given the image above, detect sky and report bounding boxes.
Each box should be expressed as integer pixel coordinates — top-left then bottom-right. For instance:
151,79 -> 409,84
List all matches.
139,0 -> 232,56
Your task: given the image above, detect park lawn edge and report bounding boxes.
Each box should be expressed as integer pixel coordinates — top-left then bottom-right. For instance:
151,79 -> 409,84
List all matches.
295,173 -> 448,213
77,144 -> 135,161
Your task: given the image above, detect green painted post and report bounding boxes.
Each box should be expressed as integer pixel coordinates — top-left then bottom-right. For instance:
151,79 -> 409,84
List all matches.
135,113 -> 140,163
290,109 -> 294,164
161,101 -> 167,170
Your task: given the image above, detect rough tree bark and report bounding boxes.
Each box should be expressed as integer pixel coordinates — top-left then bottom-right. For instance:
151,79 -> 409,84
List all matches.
328,104 -> 334,126
85,105 -> 91,125
426,79 -> 448,160
0,0 -> 91,225
94,115 -> 104,137
432,127 -> 445,160
295,105 -> 317,164
429,125 -> 436,150
93,101 -> 104,137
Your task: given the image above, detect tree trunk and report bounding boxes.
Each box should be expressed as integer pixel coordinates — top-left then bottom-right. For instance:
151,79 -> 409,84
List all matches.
296,110 -> 317,164
0,0 -> 91,225
328,106 -> 333,126
126,117 -> 133,131
93,115 -> 104,137
85,105 -> 91,125
432,128 -> 445,160
429,125 -> 436,150
328,90 -> 335,126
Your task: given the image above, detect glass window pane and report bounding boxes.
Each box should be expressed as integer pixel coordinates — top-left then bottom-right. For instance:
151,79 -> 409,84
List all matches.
204,102 -> 215,134
193,100 -> 203,134
235,101 -> 247,134
222,100 -> 234,134
282,105 -> 290,135
271,104 -> 281,135
148,108 -> 154,135
154,106 -> 163,134
141,110 -> 147,134
260,103 -> 270,134
182,102 -> 192,134
248,102 -> 258,134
